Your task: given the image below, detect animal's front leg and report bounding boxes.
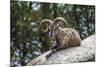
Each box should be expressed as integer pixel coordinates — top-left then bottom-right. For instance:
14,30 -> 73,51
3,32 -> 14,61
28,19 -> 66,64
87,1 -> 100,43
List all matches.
56,37 -> 69,51
50,41 -> 57,49
50,41 -> 61,51
53,40 -> 65,51
55,43 -> 65,51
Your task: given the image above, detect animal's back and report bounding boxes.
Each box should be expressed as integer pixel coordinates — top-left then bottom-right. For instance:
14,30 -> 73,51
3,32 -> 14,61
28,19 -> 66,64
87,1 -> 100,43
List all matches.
63,28 -> 81,47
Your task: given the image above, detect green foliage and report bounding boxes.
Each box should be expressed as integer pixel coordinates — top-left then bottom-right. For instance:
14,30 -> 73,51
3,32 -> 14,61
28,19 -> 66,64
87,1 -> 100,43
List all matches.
10,1 -> 95,66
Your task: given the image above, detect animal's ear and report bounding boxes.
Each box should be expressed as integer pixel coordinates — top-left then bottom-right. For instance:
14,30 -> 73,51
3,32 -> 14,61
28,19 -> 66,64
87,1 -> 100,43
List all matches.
40,19 -> 53,33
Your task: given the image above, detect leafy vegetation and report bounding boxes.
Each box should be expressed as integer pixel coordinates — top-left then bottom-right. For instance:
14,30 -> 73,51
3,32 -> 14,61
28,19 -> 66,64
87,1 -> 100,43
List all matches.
10,1 -> 95,66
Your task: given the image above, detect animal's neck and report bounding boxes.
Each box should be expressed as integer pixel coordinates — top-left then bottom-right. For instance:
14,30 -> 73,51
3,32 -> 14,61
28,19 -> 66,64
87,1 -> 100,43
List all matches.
56,27 -> 65,42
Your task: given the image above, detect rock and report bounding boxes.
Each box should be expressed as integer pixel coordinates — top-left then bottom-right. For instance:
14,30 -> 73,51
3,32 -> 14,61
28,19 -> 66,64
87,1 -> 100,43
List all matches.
44,35 -> 95,64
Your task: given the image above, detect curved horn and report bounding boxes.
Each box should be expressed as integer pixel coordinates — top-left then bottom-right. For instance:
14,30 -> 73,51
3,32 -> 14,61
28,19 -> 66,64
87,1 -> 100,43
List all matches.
40,19 -> 53,33
53,17 -> 68,27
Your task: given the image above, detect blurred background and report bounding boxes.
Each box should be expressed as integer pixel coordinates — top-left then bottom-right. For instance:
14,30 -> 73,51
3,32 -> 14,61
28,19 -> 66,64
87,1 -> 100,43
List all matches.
10,1 -> 95,66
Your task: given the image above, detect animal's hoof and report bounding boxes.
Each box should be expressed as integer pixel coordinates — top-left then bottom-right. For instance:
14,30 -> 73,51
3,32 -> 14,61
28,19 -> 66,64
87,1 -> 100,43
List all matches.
52,49 -> 56,52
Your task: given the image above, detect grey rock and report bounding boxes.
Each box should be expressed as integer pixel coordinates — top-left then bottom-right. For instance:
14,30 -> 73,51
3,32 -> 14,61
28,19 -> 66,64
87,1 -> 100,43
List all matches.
44,35 -> 95,64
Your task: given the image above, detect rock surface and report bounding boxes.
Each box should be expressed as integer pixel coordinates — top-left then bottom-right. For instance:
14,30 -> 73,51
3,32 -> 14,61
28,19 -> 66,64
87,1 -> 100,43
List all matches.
44,35 -> 95,64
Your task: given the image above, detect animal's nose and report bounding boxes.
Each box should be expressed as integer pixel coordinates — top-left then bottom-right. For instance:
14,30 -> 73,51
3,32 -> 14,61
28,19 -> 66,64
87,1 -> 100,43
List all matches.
48,31 -> 52,37
51,38 -> 55,42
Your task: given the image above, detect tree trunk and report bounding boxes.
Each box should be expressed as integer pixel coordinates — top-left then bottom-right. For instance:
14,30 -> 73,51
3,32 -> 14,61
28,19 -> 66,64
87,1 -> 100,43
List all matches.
42,3 -> 50,19
53,3 -> 57,18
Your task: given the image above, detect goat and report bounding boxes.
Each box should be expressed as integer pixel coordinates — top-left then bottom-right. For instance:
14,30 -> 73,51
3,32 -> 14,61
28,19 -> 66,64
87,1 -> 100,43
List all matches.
40,17 -> 81,51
